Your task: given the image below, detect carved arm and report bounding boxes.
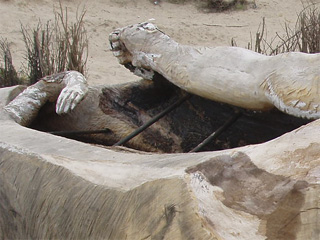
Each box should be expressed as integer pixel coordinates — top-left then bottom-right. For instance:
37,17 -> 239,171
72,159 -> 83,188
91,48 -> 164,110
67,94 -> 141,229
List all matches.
4,71 -> 88,126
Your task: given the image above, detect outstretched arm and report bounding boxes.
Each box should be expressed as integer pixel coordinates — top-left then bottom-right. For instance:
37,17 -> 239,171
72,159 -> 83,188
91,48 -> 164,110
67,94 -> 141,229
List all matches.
4,71 -> 88,126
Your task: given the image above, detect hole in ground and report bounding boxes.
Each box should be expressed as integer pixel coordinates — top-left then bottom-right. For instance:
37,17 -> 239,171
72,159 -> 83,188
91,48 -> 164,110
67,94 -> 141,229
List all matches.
29,73 -> 311,153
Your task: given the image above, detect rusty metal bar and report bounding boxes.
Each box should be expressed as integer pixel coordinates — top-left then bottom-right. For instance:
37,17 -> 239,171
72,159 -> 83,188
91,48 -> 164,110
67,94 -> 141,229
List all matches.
49,128 -> 111,137
189,111 -> 242,153
113,94 -> 192,147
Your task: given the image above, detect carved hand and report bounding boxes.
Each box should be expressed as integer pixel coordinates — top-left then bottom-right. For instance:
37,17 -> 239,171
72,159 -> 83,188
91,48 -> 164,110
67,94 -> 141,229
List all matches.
4,71 -> 89,126
109,29 -> 155,80
54,71 -> 89,114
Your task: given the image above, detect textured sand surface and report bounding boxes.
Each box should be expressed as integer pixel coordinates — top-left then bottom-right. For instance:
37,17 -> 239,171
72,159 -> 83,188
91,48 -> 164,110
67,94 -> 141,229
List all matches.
0,0 -> 311,85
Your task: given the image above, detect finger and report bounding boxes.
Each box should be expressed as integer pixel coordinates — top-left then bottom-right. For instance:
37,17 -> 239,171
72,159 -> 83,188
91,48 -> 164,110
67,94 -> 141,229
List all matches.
109,31 -> 120,42
56,90 -> 67,114
113,50 -> 124,57
56,88 -> 68,111
110,41 -> 121,51
63,91 -> 77,114
56,89 -> 72,114
109,33 -> 120,50
70,92 -> 83,111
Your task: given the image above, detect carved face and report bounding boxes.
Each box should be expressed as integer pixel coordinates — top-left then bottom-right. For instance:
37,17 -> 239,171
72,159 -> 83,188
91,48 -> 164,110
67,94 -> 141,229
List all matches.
116,22 -> 162,53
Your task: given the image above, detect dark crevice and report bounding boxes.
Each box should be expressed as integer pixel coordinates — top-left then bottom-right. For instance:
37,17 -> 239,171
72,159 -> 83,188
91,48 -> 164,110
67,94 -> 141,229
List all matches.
30,72 -> 311,153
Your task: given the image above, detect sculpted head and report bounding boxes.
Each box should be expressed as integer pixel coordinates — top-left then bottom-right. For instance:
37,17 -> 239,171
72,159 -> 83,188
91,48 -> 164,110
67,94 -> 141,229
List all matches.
110,22 -> 166,53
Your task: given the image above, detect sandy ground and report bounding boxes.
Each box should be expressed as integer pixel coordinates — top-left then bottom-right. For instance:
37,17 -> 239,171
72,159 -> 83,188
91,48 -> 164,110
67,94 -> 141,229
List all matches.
0,0 -> 316,85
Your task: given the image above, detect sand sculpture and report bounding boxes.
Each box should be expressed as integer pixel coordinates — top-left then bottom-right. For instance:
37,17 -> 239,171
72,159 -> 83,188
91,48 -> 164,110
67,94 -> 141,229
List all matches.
1,22 -> 320,239
4,71 -> 88,126
110,22 -> 320,119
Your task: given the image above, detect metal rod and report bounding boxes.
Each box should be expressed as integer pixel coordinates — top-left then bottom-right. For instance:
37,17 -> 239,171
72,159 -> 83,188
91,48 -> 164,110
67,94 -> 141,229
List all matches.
189,111 -> 242,153
49,128 -> 111,136
113,94 -> 192,147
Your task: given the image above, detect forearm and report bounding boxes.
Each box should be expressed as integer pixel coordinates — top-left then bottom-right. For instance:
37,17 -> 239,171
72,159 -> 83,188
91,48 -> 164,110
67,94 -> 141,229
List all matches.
4,71 -> 87,126
4,80 -> 54,126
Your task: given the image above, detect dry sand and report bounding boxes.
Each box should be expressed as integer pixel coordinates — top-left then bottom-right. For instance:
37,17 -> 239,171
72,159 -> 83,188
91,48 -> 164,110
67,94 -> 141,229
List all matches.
0,0 -> 315,85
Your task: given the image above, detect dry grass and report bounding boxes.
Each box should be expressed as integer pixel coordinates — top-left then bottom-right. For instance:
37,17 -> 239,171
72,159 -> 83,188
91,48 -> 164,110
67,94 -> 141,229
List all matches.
232,3 -> 320,55
56,4 -> 88,75
0,2 -> 88,87
0,39 -> 20,88
21,2 -> 88,84
21,22 -> 54,85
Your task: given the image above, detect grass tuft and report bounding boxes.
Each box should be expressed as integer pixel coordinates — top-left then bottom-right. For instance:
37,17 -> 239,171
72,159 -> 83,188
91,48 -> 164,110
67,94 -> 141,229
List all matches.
232,3 -> 320,55
21,2 -> 88,85
0,39 -> 20,87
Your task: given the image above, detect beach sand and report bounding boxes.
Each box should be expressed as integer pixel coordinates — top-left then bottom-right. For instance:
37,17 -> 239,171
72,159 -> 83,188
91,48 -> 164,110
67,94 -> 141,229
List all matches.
0,0 -> 313,85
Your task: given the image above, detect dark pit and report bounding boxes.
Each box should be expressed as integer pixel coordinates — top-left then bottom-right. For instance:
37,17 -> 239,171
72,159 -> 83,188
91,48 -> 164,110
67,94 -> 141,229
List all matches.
30,72 -> 311,153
